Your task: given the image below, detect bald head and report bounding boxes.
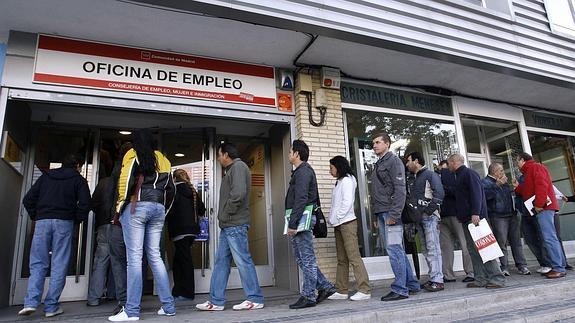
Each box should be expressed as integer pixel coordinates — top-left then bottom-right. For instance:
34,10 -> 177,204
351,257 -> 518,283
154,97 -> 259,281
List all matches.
447,153 -> 465,172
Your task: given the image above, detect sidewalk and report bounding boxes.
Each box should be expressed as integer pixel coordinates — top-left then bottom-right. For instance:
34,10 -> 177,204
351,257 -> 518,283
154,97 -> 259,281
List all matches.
4,262 -> 575,322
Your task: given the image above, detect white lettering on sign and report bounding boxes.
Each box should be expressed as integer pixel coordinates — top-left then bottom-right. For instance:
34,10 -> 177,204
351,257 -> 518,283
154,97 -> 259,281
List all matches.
33,35 -> 276,107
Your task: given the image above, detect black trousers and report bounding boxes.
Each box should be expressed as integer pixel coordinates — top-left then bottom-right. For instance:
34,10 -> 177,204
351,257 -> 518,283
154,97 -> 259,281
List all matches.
172,236 -> 195,298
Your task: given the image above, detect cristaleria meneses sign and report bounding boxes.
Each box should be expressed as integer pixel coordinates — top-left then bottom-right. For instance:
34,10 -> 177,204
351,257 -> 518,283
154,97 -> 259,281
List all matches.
33,35 -> 277,107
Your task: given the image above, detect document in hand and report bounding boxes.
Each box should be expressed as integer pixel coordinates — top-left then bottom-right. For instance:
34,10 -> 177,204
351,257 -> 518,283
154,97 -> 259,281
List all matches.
468,218 -> 504,263
523,195 -> 552,216
284,204 -> 314,235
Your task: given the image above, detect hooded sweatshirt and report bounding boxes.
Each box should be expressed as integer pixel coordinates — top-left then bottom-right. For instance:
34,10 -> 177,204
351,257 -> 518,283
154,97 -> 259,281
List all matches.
23,167 -> 91,222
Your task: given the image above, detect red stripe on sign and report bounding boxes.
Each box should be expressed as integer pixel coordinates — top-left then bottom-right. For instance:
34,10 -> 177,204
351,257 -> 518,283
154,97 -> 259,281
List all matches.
34,73 -> 276,107
37,35 -> 274,78
474,233 -> 498,251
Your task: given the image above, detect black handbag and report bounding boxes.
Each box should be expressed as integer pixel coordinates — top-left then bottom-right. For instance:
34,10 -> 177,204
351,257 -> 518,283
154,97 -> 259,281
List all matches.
402,199 -> 423,224
312,206 -> 328,238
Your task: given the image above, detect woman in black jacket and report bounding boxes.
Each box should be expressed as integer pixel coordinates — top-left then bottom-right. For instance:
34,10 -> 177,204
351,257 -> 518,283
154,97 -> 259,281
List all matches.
166,169 -> 206,301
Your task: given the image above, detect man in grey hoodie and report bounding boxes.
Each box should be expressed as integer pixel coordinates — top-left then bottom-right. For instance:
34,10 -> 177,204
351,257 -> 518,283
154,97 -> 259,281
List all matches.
195,143 -> 264,312
371,133 -> 420,301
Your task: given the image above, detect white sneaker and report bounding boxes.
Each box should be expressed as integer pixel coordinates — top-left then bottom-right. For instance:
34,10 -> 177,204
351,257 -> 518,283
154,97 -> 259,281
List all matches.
327,292 -> 348,300
18,307 -> 36,316
45,308 -> 64,318
537,267 -> 552,274
196,301 -> 224,311
232,300 -> 264,310
350,291 -> 371,301
157,307 -> 175,316
108,307 -> 139,321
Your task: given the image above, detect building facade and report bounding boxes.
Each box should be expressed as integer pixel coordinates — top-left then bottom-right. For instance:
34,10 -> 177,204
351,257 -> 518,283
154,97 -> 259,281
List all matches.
0,0 -> 574,308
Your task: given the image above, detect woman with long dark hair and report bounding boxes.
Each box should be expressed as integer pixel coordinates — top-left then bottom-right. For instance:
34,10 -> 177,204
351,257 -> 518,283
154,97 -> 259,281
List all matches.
166,169 -> 205,301
327,156 -> 372,301
109,129 -> 176,321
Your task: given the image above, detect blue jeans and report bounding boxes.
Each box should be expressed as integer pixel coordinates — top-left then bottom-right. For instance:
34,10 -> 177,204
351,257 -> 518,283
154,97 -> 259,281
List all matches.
416,215 -> 443,283
536,210 -> 566,273
120,202 -> 175,317
377,212 -> 420,296
289,231 -> 334,301
24,219 -> 74,313
210,224 -> 264,306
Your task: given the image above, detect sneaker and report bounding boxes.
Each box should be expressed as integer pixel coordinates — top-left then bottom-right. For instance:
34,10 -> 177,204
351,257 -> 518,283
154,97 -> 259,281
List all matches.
502,270 -> 510,277
537,267 -> 552,274
328,292 -> 349,300
18,307 -> 36,316
112,304 -> 124,316
289,296 -> 316,309
108,307 -> 139,321
518,267 -> 531,275
316,288 -> 336,304
232,300 -> 264,310
423,282 -> 444,292
195,301 -> 224,311
157,307 -> 175,316
45,308 -> 64,318
350,291 -> 371,301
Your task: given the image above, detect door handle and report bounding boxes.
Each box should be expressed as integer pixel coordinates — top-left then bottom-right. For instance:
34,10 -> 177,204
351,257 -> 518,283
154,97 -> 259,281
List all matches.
75,222 -> 84,283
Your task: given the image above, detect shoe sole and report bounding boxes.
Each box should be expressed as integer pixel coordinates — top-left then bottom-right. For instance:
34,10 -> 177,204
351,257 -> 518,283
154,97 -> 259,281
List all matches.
350,297 -> 371,301
18,309 -> 36,316
196,306 -> 224,311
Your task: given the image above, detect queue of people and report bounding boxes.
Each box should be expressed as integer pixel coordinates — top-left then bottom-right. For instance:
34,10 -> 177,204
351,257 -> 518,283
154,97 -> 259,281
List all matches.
16,130 -> 570,320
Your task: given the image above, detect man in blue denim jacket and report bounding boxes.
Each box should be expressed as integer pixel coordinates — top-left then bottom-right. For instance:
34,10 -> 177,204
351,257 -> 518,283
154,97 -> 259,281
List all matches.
482,163 -> 529,276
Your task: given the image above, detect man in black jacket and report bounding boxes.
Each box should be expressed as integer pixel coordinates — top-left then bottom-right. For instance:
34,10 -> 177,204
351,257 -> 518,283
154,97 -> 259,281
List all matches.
447,153 -> 505,289
19,154 -> 91,318
285,140 -> 336,309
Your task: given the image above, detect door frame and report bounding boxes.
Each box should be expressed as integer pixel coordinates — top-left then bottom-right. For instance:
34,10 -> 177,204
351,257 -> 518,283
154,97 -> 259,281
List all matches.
10,125 -> 100,305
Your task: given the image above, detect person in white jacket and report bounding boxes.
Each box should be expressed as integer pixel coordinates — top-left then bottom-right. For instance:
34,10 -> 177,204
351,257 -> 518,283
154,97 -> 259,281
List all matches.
327,156 -> 372,301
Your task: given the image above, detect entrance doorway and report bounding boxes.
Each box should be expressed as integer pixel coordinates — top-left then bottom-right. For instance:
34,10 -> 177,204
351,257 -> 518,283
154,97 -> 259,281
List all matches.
6,100 -> 287,305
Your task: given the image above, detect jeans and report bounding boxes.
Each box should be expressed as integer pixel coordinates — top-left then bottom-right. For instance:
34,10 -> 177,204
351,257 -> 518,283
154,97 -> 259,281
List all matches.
120,202 -> 175,317
521,214 -> 550,267
377,212 -> 420,296
172,236 -> 195,298
108,224 -> 127,305
210,224 -> 264,306
462,222 -> 505,286
491,215 -> 527,271
289,230 -> 334,301
88,224 -> 112,302
24,219 -> 74,313
536,210 -> 566,273
416,215 -> 443,283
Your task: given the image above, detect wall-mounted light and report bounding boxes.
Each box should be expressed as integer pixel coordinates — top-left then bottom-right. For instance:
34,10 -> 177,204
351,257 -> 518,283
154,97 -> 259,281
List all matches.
119,131 -> 132,135
175,153 -> 185,157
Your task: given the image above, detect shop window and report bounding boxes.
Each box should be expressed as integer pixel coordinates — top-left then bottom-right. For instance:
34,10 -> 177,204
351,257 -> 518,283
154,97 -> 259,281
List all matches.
346,110 -> 459,258
544,0 -> 575,38
529,132 -> 575,240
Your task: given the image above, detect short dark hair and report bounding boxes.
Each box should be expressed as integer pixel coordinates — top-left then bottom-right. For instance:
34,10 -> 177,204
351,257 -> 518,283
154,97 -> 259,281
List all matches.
438,160 -> 448,167
62,154 -> 85,168
329,155 -> 354,179
218,142 -> 239,159
371,132 -> 391,145
406,151 -> 425,167
291,140 -> 309,162
516,152 -> 533,162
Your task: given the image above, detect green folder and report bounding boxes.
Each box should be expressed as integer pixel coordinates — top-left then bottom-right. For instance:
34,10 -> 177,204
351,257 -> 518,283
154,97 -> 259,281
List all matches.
284,204 -> 314,235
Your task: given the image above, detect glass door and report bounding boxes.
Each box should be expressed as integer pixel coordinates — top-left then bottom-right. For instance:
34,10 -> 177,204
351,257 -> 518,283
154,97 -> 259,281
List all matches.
12,126 -> 98,304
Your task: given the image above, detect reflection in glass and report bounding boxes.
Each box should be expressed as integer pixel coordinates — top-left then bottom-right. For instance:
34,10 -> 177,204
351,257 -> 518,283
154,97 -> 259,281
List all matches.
346,110 -> 458,257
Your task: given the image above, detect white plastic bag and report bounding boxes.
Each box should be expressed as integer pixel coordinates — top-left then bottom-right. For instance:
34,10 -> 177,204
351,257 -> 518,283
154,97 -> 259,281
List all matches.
468,218 -> 504,263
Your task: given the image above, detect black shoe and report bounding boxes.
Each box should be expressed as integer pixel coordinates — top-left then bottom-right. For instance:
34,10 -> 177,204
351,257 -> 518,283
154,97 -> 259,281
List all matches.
316,288 -> 336,304
420,281 -> 431,289
86,300 -> 100,306
408,289 -> 420,295
462,277 -> 475,283
444,278 -> 456,283
566,264 -> 573,270
289,296 -> 316,309
380,291 -> 408,301
112,304 -> 123,315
